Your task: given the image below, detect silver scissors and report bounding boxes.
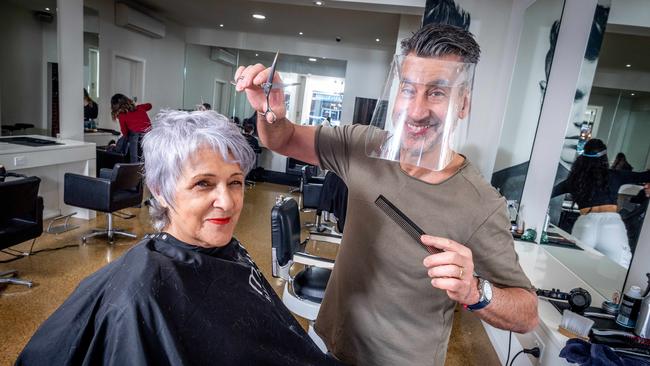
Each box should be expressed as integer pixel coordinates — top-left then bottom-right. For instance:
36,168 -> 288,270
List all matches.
260,51 -> 280,123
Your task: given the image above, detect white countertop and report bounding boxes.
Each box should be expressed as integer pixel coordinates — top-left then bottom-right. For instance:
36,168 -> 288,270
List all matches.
0,134 -> 95,154
514,240 -> 612,351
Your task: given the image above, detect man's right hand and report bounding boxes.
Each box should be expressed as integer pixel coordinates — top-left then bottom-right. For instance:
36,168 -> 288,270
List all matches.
234,64 -> 286,124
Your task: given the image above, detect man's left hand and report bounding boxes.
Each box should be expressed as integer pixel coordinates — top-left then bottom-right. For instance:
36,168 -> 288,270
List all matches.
422,235 -> 480,305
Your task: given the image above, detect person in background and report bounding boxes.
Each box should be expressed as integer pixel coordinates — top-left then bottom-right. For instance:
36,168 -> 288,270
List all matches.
110,93 -> 151,163
84,88 -> 98,129
552,139 -> 650,267
202,102 -> 212,110
611,152 -> 633,171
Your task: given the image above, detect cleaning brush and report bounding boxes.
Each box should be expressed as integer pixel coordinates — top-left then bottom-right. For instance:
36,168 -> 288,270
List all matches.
559,310 -> 595,340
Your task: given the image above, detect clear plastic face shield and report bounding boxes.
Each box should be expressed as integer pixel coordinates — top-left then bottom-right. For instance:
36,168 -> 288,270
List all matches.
365,54 -> 476,171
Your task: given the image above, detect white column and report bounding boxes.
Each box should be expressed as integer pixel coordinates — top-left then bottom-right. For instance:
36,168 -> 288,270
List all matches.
519,0 -> 598,239
57,0 -> 84,141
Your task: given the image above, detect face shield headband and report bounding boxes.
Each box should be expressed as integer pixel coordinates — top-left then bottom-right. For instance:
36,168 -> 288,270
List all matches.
365,54 -> 476,172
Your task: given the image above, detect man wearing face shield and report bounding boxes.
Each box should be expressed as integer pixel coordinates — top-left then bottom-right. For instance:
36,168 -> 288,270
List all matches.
235,24 -> 538,366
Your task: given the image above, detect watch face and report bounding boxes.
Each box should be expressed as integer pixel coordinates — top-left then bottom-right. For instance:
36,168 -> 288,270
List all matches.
482,280 -> 493,301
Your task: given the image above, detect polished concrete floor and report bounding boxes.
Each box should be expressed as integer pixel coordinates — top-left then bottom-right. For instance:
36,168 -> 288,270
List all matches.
0,182 -> 500,366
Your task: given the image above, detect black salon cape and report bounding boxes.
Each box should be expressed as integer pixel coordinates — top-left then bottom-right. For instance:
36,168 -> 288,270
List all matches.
16,233 -> 340,366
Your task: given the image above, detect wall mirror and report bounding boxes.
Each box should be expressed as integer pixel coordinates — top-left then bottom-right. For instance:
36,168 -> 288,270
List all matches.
491,0 -> 566,216
543,2 -> 650,299
182,44 -> 347,127
0,0 -> 57,137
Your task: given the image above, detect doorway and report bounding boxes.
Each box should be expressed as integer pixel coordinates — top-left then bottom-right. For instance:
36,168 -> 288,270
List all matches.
113,54 -> 145,103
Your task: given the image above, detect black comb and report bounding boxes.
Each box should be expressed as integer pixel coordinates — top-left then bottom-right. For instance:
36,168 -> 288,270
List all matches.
374,195 -> 440,254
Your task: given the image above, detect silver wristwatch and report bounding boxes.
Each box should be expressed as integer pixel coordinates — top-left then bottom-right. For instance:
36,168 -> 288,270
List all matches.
467,277 -> 493,311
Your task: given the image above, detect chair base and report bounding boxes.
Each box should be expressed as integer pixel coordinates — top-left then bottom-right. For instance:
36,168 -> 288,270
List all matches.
81,213 -> 137,244
82,229 -> 136,244
0,270 -> 33,288
47,212 -> 79,234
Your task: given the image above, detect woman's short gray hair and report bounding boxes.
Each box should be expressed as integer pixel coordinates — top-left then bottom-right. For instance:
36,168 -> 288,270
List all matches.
142,109 -> 256,231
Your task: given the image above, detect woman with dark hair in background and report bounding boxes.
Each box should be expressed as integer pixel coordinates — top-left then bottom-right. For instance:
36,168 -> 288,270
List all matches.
612,152 -> 633,171
552,139 -> 650,267
110,93 -> 152,162
83,89 -> 98,129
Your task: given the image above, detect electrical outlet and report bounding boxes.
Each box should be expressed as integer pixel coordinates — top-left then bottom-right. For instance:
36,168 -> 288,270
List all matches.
532,331 -> 545,364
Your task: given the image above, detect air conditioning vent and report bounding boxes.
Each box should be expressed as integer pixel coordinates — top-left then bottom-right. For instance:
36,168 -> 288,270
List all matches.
115,3 -> 165,39
210,48 -> 236,66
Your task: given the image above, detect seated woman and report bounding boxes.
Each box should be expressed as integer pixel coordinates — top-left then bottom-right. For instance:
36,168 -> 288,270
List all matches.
17,110 -> 340,366
552,139 -> 650,268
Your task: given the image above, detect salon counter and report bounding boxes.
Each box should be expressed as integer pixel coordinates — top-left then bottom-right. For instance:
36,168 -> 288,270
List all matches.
0,135 -> 96,219
482,240 -> 611,365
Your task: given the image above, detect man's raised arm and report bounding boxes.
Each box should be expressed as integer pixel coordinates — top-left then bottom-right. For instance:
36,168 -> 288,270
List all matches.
234,63 -> 320,166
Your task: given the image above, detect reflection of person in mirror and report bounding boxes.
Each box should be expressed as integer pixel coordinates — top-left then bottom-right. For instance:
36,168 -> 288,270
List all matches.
83,88 -> 98,130
611,152 -> 633,171
552,139 -> 650,267
110,93 -> 152,163
234,23 -> 538,366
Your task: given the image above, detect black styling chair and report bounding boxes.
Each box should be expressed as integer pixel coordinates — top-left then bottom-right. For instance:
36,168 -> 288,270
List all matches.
64,163 -> 143,244
301,165 -> 327,230
271,196 -> 333,352
0,174 -> 44,288
286,158 -> 308,192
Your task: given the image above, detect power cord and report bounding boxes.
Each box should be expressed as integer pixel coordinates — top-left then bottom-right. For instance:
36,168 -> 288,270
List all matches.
504,331 -> 512,366
508,347 -> 540,366
0,244 -> 79,264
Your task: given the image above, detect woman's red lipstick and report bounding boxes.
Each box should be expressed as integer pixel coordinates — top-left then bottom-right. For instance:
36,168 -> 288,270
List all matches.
208,217 -> 231,225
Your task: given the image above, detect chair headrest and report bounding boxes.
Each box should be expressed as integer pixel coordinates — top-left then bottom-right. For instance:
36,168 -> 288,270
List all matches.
270,197 -> 302,266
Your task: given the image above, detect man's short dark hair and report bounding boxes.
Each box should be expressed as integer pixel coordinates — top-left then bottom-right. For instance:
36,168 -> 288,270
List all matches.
400,23 -> 480,64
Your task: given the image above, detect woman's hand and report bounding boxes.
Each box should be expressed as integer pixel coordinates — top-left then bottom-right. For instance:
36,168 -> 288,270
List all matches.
422,235 -> 480,305
234,64 -> 286,123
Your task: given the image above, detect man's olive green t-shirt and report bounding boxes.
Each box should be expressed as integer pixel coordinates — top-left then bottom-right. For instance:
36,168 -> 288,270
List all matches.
313,125 -> 533,366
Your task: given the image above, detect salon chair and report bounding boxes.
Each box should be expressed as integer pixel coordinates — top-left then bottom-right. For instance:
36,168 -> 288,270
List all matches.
96,137 -> 130,176
271,196 -> 333,352
0,174 -> 44,288
286,158 -> 308,192
64,163 -> 143,244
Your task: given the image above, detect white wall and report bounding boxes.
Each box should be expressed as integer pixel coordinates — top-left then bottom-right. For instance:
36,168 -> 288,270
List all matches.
85,0 -> 186,131
0,2 -> 48,131
185,28 -> 394,127
183,44 -> 234,112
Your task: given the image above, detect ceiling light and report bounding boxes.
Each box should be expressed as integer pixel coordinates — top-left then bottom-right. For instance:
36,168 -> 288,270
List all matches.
626,64 -> 632,68
308,58 -> 317,62
299,32 -> 303,35
631,93 -> 636,96
252,14 -> 266,20
375,38 -> 380,42
255,53 -> 259,57
219,24 -> 224,28
315,1 -> 324,6
45,7 -> 50,11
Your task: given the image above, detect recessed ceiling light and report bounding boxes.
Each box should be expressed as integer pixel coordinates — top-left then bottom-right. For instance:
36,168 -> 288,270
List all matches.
315,1 -> 324,6
45,7 -> 50,11
626,64 -> 632,68
375,38 -> 380,42
252,14 -> 266,20
255,53 -> 259,57
299,32 -> 303,35
308,58 -> 317,62
631,93 -> 636,96
219,24 -> 224,28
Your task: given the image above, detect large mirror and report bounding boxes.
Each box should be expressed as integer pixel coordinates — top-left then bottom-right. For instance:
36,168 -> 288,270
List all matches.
491,0 -> 565,215
182,44 -> 347,127
543,3 -> 650,299
0,0 -> 57,137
